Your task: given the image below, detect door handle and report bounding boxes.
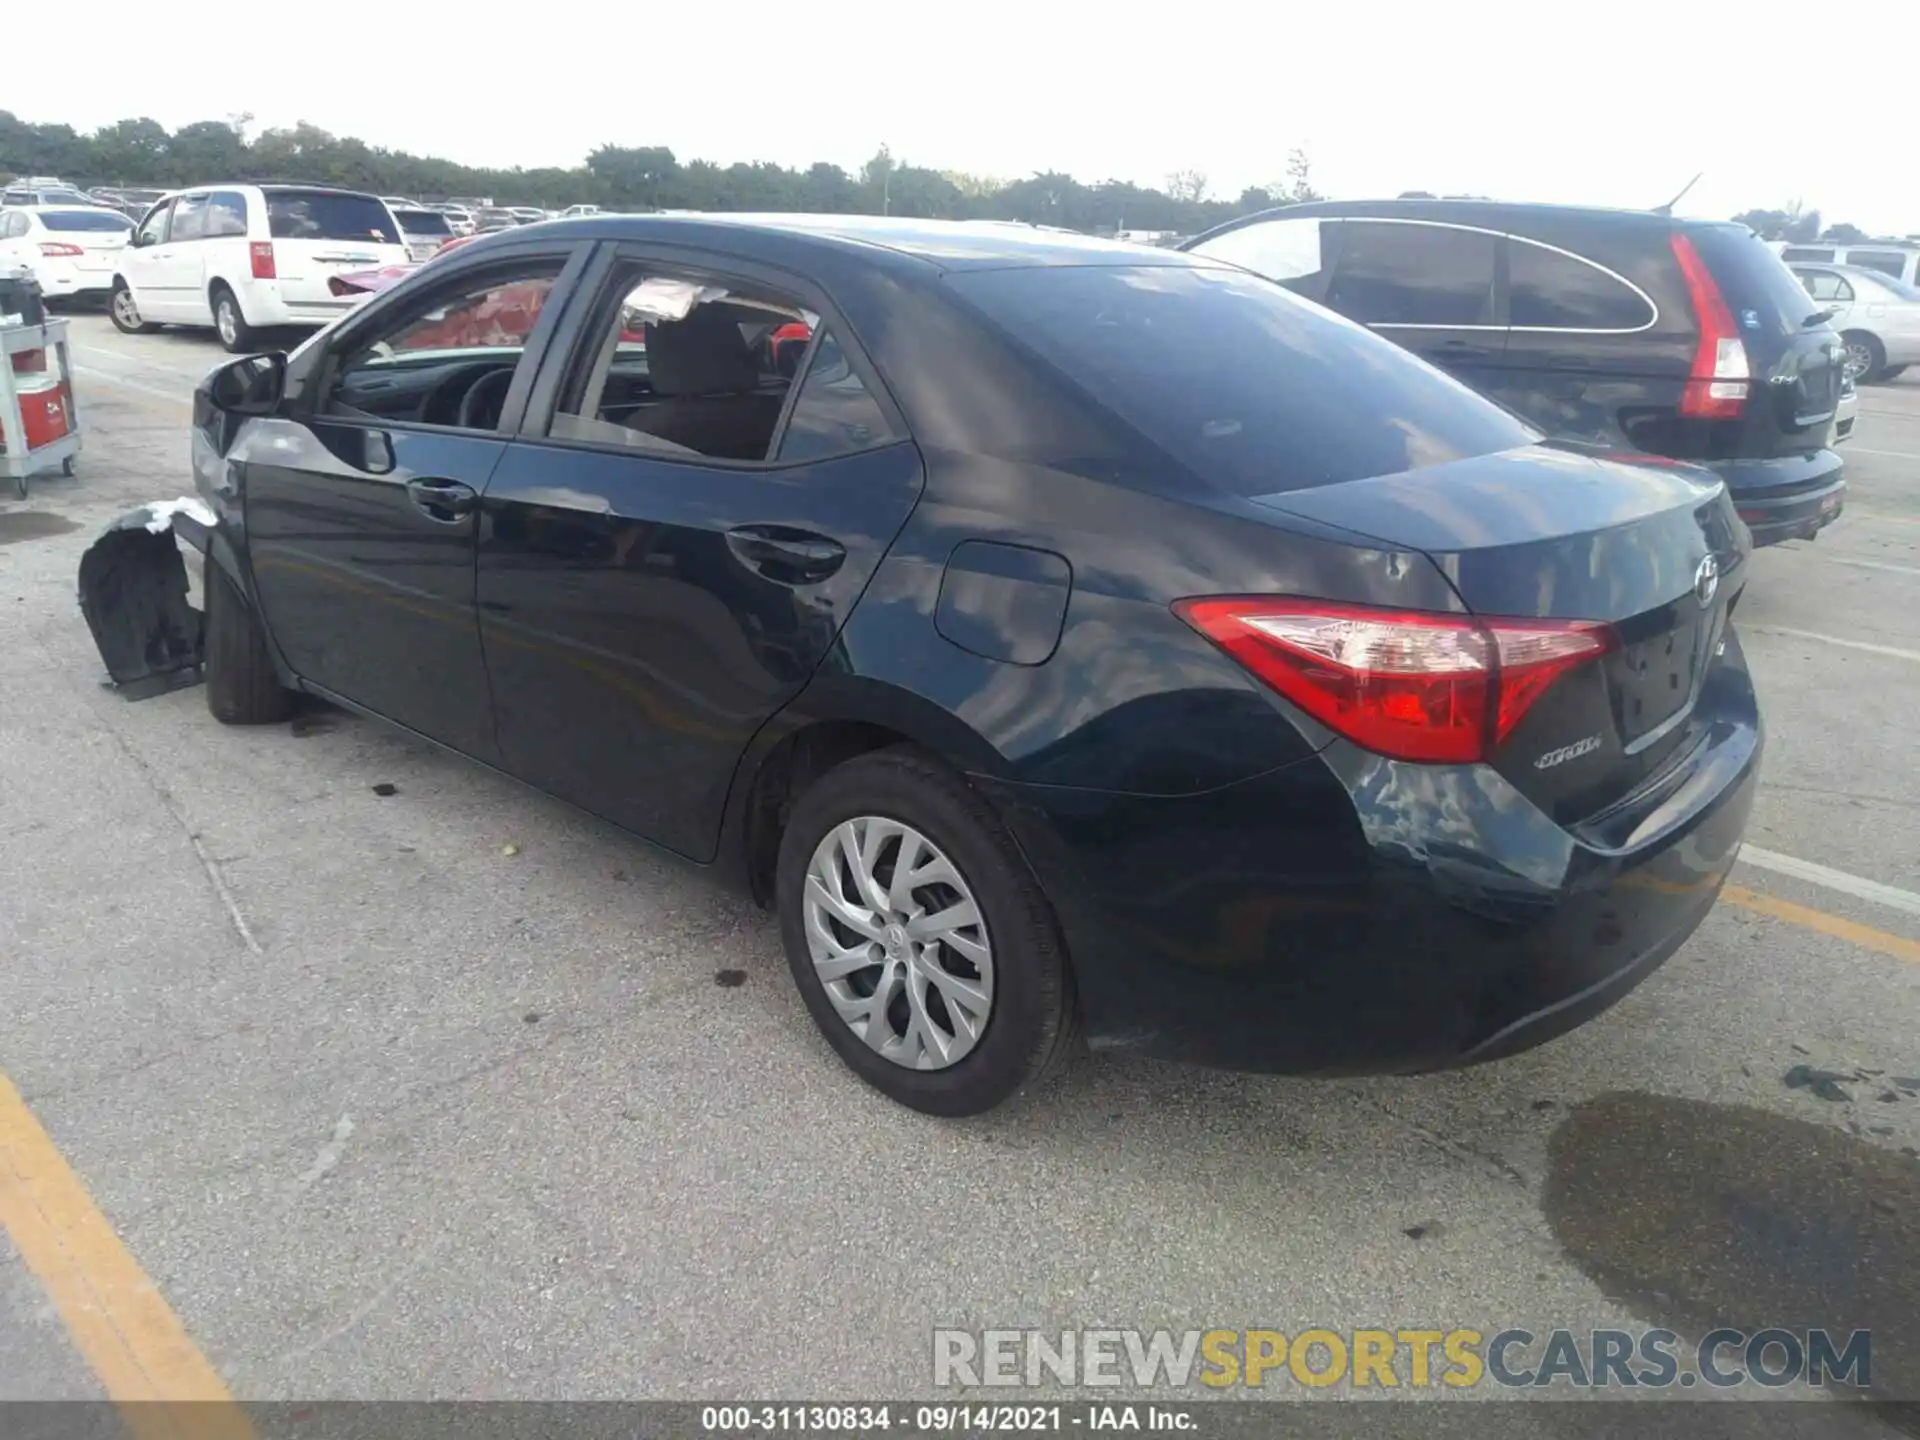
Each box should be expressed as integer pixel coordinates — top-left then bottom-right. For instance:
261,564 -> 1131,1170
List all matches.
726,524 -> 846,583
407,477 -> 477,522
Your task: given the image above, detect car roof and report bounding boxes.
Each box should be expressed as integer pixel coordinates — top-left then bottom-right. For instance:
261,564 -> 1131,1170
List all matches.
463,212 -> 1197,273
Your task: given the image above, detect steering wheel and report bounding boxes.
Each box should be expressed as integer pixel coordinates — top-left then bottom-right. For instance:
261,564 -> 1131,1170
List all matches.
419,363 -> 494,427
458,368 -> 516,430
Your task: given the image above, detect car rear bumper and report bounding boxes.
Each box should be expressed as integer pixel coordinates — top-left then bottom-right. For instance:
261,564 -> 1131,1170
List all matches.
1707,448 -> 1846,547
981,666 -> 1761,1076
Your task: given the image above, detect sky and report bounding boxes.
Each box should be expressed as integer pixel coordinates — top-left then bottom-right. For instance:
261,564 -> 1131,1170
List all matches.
12,0 -> 1914,235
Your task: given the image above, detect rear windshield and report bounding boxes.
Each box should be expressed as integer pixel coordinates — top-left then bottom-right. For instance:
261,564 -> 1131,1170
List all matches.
266,190 -> 400,244
394,209 -> 452,235
1691,225 -> 1829,334
945,264 -> 1536,495
40,210 -> 133,232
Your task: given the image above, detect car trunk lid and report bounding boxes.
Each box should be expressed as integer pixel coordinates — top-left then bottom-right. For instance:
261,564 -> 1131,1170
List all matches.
263,189 -> 409,308
1250,443 -> 1749,822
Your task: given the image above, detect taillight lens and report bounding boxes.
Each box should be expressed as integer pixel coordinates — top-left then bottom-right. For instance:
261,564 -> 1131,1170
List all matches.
1174,598 -> 1614,764
1670,232 -> 1750,418
37,242 -> 84,257
249,241 -> 276,279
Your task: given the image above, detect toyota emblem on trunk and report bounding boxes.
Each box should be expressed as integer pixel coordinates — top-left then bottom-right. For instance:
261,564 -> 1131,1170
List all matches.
1694,554 -> 1721,606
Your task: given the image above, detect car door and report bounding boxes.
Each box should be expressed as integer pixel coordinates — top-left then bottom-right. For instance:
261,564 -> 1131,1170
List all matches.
1323,219 -> 1506,387
145,192 -> 211,319
121,199 -> 174,314
240,243 -> 590,761
475,246 -> 925,861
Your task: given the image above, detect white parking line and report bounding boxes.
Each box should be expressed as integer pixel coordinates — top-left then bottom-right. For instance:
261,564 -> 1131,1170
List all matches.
1844,446 -> 1920,460
1815,556 -> 1920,579
71,364 -> 190,407
1739,845 -> 1920,920
1742,625 -> 1920,663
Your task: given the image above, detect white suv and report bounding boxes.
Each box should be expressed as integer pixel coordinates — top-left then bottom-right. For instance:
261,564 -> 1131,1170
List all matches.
111,184 -> 410,351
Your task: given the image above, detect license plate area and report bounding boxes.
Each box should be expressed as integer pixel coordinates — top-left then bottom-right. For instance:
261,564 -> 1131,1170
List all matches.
1608,613 -> 1706,745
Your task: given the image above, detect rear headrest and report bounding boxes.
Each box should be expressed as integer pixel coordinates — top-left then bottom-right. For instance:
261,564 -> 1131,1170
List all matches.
645,306 -> 759,396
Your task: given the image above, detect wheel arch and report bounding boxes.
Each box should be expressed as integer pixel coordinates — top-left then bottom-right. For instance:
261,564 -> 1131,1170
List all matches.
719,674 -> 1016,908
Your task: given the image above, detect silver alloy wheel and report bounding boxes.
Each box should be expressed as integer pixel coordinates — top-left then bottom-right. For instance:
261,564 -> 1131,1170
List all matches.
216,295 -> 238,346
803,815 -> 994,1070
112,287 -> 141,328
1845,340 -> 1874,380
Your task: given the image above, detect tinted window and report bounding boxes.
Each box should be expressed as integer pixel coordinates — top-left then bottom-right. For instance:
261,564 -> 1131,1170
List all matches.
1845,250 -> 1908,279
169,194 -> 210,242
38,210 -> 133,233
1189,216 -> 1339,299
1780,247 -> 1836,262
1327,222 -> 1496,326
267,190 -> 400,243
394,209 -> 452,236
206,191 -> 249,238
1691,226 -> 1828,334
1508,240 -> 1654,329
323,263 -> 563,429
947,264 -> 1535,496
778,331 -> 895,462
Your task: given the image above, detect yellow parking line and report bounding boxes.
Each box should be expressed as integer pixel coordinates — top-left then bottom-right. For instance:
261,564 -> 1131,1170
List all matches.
1720,884 -> 1920,966
0,1071 -> 253,1440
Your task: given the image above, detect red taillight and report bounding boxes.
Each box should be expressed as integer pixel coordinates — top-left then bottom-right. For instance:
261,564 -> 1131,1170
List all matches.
1174,598 -> 1614,765
37,242 -> 84,257
1670,232 -> 1749,418
249,241 -> 276,280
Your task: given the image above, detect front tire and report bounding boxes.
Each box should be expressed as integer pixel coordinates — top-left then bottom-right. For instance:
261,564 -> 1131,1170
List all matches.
776,747 -> 1076,1116
204,563 -> 294,725
211,284 -> 258,354
109,281 -> 160,335
1843,331 -> 1887,384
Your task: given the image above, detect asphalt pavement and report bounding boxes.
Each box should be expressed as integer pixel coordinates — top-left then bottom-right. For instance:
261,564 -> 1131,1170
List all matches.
0,315 -> 1915,1433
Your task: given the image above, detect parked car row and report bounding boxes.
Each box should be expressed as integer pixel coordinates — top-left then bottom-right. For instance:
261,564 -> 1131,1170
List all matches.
154,207 -> 1779,1115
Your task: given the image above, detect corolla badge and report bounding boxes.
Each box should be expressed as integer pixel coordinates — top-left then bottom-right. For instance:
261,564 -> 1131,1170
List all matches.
1535,735 -> 1603,770
1694,554 -> 1721,606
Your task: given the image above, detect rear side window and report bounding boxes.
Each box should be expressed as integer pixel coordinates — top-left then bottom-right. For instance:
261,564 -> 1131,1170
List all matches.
1327,221 -> 1497,326
1689,226 -> 1828,336
1187,216 -> 1340,300
1845,249 -> 1908,279
1798,270 -> 1854,302
267,190 -> 400,244
777,331 -> 895,463
39,210 -> 133,233
1780,247 -> 1836,262
947,264 -> 1536,496
206,191 -> 248,238
1508,239 -> 1654,330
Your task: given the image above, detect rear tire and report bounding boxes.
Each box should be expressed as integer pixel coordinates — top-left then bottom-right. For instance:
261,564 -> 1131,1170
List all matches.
204,563 -> 294,725
1879,364 -> 1908,381
775,746 -> 1076,1116
211,284 -> 258,354
109,281 -> 160,335
1843,331 -> 1887,384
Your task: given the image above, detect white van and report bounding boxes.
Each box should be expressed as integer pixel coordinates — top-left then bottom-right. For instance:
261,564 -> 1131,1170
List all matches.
111,184 -> 410,351
1774,239 -> 1920,288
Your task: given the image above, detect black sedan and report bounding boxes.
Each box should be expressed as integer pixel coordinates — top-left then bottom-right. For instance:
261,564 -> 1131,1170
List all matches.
184,214 -> 1762,1115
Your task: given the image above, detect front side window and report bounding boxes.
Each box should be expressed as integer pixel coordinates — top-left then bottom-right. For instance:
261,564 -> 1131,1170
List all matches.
1188,216 -> 1340,300
136,202 -> 171,246
267,190 -> 400,244
552,268 -> 876,463
1327,221 -> 1497,326
1508,239 -> 1655,329
321,261 -> 563,430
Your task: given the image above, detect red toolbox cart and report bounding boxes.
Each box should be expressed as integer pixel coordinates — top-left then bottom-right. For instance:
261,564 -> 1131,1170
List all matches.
0,317 -> 82,499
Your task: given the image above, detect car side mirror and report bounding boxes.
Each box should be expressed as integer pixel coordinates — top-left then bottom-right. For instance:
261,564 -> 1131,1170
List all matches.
207,352 -> 286,416
129,232 -> 152,248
